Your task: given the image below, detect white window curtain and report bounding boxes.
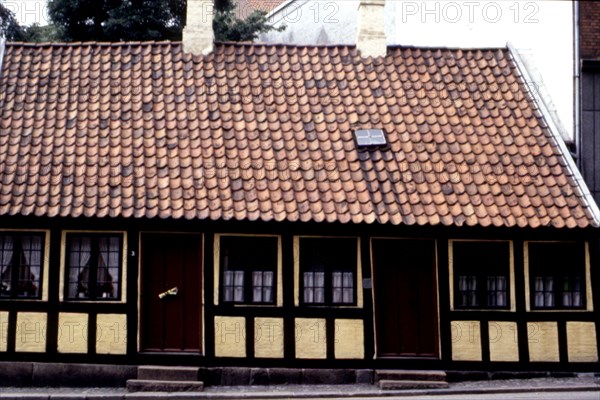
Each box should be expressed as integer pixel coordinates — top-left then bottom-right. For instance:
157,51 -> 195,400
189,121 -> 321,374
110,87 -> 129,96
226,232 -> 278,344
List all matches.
342,272 -> 353,303
534,276 -> 554,307
303,272 -> 314,303
20,236 -> 42,297
573,277 -> 583,307
98,238 -> 118,298
69,237 -> 92,298
304,271 -> 325,303
0,236 -> 14,295
496,276 -> 506,307
234,270 -> 244,302
223,270 -> 234,302
223,270 -> 246,302
252,271 -> 274,303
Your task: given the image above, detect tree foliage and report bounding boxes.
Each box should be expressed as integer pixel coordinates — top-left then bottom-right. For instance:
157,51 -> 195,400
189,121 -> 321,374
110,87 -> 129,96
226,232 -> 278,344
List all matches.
46,0 -> 283,42
0,3 -> 26,40
214,0 -> 284,42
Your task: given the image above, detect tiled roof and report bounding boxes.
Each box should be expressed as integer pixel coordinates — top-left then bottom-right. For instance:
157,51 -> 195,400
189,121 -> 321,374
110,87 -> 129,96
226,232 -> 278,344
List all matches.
0,41 -> 597,228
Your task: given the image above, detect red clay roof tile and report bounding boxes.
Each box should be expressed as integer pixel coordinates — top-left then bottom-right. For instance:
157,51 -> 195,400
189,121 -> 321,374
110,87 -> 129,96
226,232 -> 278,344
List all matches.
0,42 -> 596,228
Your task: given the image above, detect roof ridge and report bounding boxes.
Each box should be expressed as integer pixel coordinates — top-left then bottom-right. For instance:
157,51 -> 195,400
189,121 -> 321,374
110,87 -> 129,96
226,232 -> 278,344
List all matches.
5,40 -> 177,47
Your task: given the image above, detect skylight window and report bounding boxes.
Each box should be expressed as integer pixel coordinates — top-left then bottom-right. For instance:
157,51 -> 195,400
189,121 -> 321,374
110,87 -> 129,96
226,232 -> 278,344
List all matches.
354,129 -> 387,148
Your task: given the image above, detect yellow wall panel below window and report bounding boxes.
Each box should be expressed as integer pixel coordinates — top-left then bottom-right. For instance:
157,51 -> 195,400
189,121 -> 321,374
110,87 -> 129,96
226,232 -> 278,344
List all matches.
15,312 -> 47,353
254,318 -> 284,358
295,318 -> 326,359
214,316 -> 246,358
57,313 -> 88,354
488,321 -> 519,362
528,322 -> 559,362
96,314 -> 127,355
334,319 -> 364,359
567,321 -> 598,362
451,321 -> 482,361
0,312 -> 7,352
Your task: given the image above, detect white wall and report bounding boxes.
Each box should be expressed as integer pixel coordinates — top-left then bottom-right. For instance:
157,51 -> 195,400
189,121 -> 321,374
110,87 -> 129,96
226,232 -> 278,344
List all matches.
260,0 -> 574,140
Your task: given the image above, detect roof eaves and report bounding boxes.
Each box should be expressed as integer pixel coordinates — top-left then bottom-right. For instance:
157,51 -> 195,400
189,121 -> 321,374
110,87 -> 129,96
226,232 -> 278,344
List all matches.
508,42 -> 600,228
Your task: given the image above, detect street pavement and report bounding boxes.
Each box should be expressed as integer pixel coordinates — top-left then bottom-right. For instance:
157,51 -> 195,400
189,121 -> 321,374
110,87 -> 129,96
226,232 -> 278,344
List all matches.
0,376 -> 598,399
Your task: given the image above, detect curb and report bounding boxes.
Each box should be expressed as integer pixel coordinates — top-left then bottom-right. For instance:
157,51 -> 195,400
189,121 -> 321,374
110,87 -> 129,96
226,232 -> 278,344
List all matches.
0,384 -> 599,399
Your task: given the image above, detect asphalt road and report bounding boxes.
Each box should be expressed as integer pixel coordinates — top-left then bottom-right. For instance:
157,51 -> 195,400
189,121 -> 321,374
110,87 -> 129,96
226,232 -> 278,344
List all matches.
307,392 -> 600,400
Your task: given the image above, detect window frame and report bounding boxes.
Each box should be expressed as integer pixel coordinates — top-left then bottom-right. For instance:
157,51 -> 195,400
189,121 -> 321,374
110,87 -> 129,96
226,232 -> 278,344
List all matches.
525,241 -> 593,312
214,234 -> 283,307
60,231 -> 128,303
449,240 -> 516,312
0,230 -> 49,301
294,236 -> 363,308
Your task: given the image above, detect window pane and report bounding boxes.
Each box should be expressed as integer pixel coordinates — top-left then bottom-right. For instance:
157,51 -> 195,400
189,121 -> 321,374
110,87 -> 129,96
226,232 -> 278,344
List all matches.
300,238 -> 357,306
220,236 -> 277,304
0,236 -> 14,298
529,242 -> 586,309
18,236 -> 43,298
65,234 -> 122,300
453,241 -> 510,309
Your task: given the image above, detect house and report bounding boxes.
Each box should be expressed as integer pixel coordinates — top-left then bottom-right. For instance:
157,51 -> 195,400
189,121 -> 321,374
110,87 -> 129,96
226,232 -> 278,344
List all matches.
0,0 -> 599,386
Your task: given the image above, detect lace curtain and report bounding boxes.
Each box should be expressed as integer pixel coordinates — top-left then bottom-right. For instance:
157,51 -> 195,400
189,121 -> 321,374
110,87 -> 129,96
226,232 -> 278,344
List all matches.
0,236 -> 13,295
69,237 -> 92,298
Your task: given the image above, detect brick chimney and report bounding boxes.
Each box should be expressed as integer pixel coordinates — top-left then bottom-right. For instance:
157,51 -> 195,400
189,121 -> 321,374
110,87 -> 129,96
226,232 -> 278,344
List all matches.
182,0 -> 215,55
356,0 -> 386,58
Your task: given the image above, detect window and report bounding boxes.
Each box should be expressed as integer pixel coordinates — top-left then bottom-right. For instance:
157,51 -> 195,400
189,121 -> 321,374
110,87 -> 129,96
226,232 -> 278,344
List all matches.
300,238 -> 357,305
354,129 -> 387,148
528,242 -> 587,310
220,236 -> 278,304
65,234 -> 122,300
0,233 -> 44,299
452,241 -> 511,309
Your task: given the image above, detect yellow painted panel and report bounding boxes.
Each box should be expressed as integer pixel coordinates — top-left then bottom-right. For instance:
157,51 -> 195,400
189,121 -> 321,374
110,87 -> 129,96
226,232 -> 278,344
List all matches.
451,321 -> 482,361
527,322 -> 559,362
15,312 -> 47,353
57,313 -> 88,354
214,316 -> 246,358
96,314 -> 127,355
567,321 -> 598,362
295,318 -> 326,359
334,319 -> 364,359
254,318 -> 284,358
488,321 -> 519,362
0,312 -> 7,352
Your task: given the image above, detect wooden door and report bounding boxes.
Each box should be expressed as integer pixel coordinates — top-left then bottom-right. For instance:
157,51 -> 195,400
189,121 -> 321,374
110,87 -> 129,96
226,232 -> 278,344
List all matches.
140,233 -> 202,352
372,239 -> 439,358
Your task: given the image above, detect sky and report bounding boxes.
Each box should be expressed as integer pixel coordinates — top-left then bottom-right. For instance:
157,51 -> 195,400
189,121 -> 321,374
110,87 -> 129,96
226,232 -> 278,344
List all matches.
3,0 -> 49,25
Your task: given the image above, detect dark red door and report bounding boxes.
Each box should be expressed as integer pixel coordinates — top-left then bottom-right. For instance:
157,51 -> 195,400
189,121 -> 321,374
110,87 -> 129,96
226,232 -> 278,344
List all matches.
140,233 -> 202,352
372,239 -> 439,358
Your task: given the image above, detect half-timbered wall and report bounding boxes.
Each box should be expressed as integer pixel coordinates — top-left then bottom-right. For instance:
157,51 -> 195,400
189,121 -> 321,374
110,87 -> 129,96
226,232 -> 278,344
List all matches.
0,217 -> 598,371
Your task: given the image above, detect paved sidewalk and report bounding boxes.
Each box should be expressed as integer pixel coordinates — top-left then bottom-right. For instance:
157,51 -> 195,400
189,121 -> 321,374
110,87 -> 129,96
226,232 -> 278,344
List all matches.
0,376 -> 598,399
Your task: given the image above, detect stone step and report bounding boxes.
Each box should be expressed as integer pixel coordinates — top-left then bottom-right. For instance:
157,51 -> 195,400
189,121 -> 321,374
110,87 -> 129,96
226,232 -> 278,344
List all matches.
137,365 -> 200,381
375,369 -> 447,382
378,379 -> 449,390
126,379 -> 204,392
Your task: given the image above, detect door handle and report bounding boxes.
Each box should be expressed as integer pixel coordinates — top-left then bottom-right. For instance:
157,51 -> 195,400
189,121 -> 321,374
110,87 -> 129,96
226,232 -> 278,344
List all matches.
158,287 -> 178,299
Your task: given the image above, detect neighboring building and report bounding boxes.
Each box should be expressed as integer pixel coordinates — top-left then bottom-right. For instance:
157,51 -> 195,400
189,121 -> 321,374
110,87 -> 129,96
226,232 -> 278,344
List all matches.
0,0 -> 599,386
580,1 -> 600,206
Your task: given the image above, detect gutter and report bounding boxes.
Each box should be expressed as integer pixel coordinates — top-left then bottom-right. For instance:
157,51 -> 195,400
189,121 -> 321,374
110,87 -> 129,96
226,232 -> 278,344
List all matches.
508,42 -> 600,227
0,37 -> 5,80
574,1 -> 581,168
